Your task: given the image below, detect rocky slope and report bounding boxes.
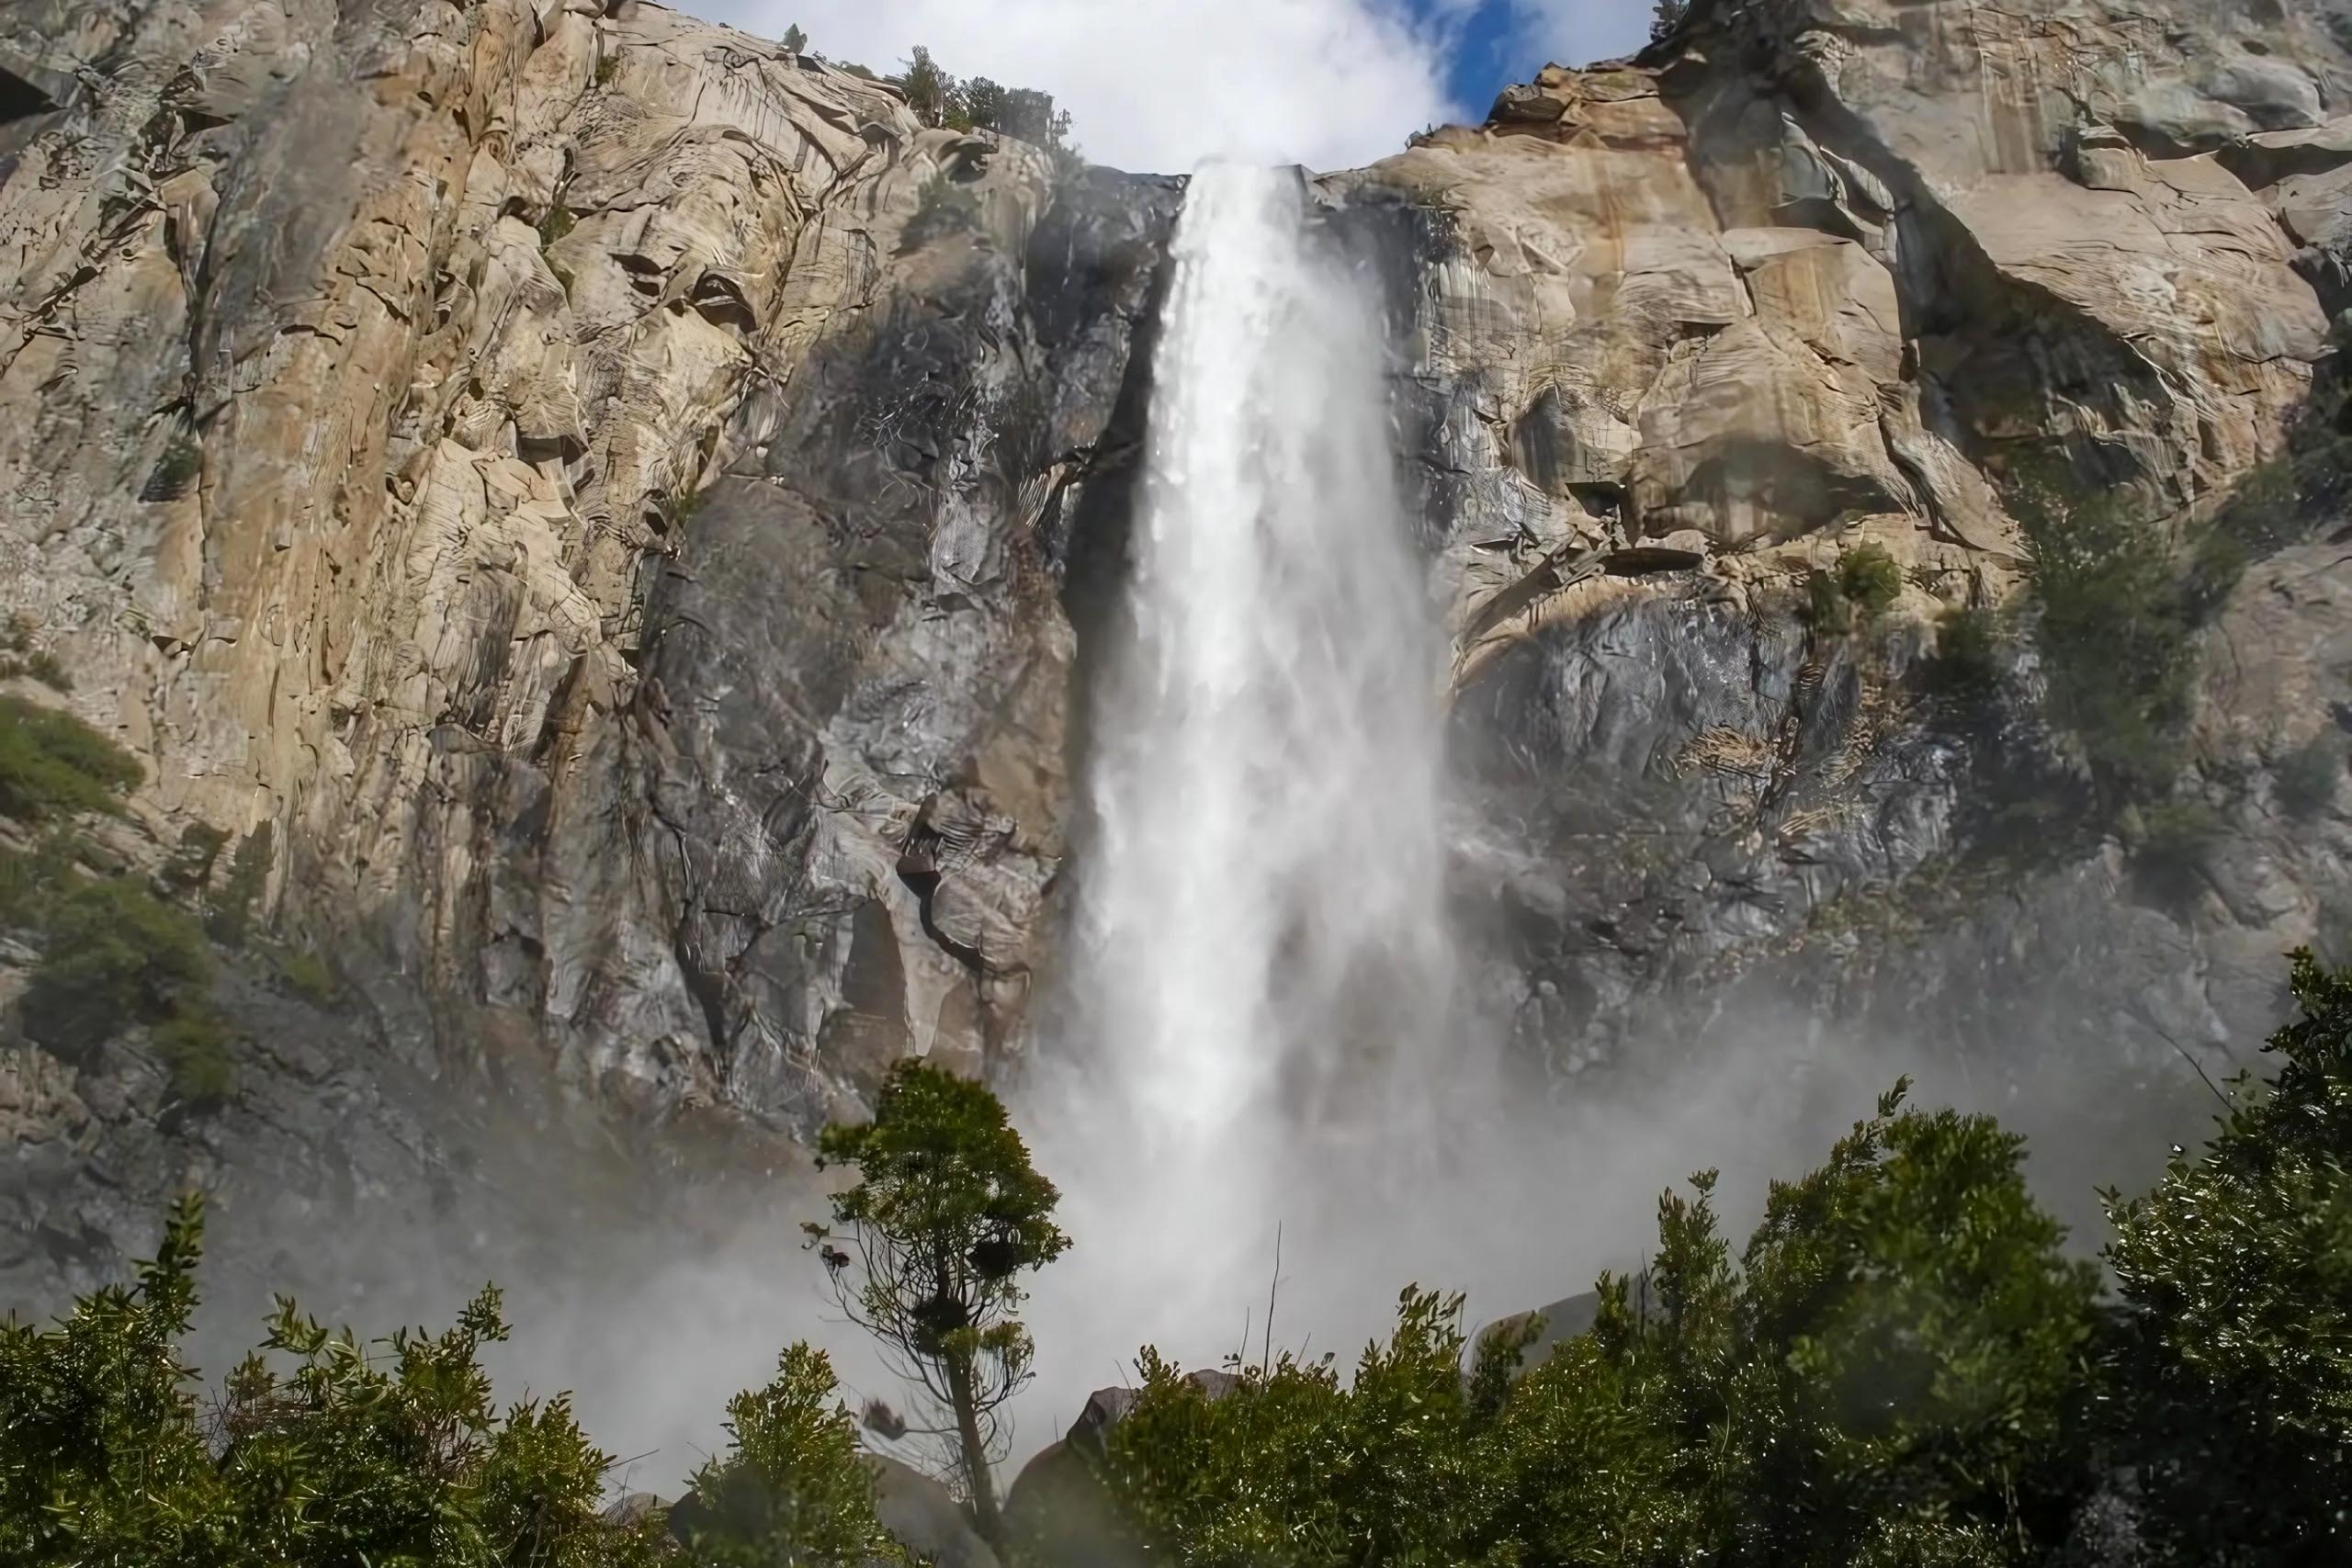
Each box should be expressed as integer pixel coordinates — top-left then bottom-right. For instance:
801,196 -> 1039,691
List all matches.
4,0 -> 2350,1302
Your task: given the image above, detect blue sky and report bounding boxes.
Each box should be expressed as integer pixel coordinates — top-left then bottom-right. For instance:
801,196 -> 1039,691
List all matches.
1430,0 -> 1625,120
690,0 -> 1653,173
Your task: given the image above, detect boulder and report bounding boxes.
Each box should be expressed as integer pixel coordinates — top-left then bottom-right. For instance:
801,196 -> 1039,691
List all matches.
868,1455 -> 1001,1568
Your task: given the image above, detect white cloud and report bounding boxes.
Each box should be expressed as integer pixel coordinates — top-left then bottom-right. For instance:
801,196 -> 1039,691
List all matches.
1509,0 -> 1654,69
674,0 -> 1464,175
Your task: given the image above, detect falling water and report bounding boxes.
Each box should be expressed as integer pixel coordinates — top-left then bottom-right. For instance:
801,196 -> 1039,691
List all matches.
1023,163 -> 1459,1413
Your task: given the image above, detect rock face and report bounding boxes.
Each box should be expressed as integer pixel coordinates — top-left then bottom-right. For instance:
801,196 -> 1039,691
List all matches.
1321,0 -> 2352,1127
1,0 -> 1169,1142
4,0 -> 2351,1303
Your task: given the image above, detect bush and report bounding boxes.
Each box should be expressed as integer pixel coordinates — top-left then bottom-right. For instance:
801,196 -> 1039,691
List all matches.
0,1196 -> 845,1568
208,823 -> 272,948
1837,541 -> 1904,619
142,434 -> 201,502
2102,951 -> 2352,1564
2275,732 -> 2342,818
19,874 -> 213,1053
164,822 -> 231,892
2015,473 -> 2201,807
1804,567 -> 1849,630
902,174 -> 983,252
1804,545 -> 1904,636
150,1009 -> 235,1106
2126,798 -> 2223,908
670,1345 -> 904,1564
0,648 -> 71,692
1926,603 -> 2006,702
274,945 -> 338,1006
1106,1289 -> 1514,1567
538,202 -> 576,246
1102,1086 -> 2101,1568
0,696 -> 142,822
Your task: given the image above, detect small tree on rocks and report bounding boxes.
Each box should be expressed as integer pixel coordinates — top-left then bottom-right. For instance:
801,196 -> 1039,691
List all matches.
808,1060 -> 1069,1547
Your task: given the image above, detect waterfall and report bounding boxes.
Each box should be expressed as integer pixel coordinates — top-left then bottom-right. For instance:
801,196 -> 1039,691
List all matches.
1023,163 -> 1459,1418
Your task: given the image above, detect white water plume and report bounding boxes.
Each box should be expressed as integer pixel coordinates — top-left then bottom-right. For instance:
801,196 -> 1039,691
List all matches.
1021,162 -> 1463,1426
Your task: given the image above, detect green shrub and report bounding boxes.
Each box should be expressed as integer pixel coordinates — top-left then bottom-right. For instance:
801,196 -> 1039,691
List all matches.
19,874 -> 213,1052
2102,951 -> 2352,1564
150,1009 -> 235,1106
1102,1085 -> 2100,1568
2275,732 -> 2342,818
0,696 -> 141,822
1926,603 -> 2006,701
208,823 -> 272,948
538,202 -> 576,246
0,1196 -> 783,1568
902,174 -> 983,252
670,1345 -> 904,1564
782,23 -> 807,54
1106,1290 -> 1508,1567
142,434 -> 201,502
2015,473 -> 2201,807
1804,567 -> 1849,630
0,834 -> 73,931
2127,799 -> 2223,908
593,53 -> 617,87
273,944 -> 338,1006
1,649 -> 71,692
1837,541 -> 1904,619
164,822 -> 231,892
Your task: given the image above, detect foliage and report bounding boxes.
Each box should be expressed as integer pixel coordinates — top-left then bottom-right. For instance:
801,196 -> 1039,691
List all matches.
901,46 -> 954,128
539,201 -> 577,246
1651,0 -> 1690,42
20,872 -> 214,1055
891,44 -> 1076,155
2014,472 -> 2201,807
0,1195 -> 662,1568
1102,1085 -> 2102,1568
1837,542 -> 1905,620
593,54 -> 617,88
1926,604 -> 2006,704
1804,544 -> 1903,636
1105,1289 -> 1503,1568
903,175 -> 984,252
2102,950 -> 2352,1565
0,626 -> 71,692
165,821 -> 232,892
275,945 -> 340,1006
150,1008 -> 236,1106
810,1059 -> 1069,1543
0,836 -> 232,1102
209,822 -> 273,948
671,1344 -> 903,1565
782,24 -> 806,54
0,696 -> 141,822
2275,732 -> 2343,819
143,433 -> 202,502
2123,798 -> 2223,909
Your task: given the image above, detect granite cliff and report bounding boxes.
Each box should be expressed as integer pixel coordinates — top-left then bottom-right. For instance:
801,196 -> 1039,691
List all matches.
4,0 -> 2350,1305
